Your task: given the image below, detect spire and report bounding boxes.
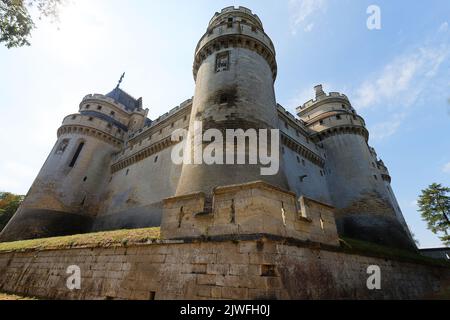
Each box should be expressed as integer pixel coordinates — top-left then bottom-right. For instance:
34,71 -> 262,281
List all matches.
116,72 -> 125,89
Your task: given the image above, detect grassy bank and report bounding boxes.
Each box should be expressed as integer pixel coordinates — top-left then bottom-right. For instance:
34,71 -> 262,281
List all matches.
0,227 -> 161,253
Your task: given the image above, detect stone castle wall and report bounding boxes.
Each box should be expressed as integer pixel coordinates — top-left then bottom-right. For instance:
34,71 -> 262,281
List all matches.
0,238 -> 448,300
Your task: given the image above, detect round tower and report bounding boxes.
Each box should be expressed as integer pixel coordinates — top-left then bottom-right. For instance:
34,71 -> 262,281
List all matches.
176,6 -> 288,196
0,86 -> 148,242
297,85 -> 415,250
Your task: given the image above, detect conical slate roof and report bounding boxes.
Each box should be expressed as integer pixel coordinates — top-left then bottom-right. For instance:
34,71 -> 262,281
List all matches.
106,87 -> 141,111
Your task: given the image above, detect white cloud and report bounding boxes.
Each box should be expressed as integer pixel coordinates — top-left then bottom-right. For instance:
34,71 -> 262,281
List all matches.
439,21 -> 448,33
443,162 -> 450,174
353,21 -> 449,111
304,23 -> 315,33
369,113 -> 406,141
353,44 -> 449,110
289,0 -> 327,35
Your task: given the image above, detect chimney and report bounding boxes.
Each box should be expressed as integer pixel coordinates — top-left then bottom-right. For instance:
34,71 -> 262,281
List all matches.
314,85 -> 325,98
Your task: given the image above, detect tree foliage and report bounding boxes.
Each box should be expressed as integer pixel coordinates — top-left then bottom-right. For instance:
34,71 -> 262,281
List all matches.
0,191 -> 24,232
418,183 -> 450,246
0,0 -> 63,48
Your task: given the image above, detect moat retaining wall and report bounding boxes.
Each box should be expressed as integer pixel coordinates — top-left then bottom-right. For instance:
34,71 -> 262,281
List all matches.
0,237 -> 449,300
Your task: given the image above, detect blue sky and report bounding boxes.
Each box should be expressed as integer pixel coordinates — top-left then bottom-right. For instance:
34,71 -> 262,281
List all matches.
0,0 -> 449,248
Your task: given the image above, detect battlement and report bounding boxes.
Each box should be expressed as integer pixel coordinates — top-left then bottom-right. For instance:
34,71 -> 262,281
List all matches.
127,98 -> 192,140
81,94 -> 147,116
161,181 -> 339,246
209,6 -> 263,29
298,92 -> 350,112
277,104 -> 306,127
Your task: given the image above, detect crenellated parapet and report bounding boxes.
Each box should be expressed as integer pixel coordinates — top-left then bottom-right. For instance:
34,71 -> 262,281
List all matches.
297,85 -> 368,142
208,6 -> 263,30
162,181 -> 339,246
194,7 -> 277,81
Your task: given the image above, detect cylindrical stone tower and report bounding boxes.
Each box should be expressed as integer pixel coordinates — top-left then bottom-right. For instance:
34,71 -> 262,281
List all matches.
0,87 -> 147,241
297,85 -> 415,250
176,6 -> 288,196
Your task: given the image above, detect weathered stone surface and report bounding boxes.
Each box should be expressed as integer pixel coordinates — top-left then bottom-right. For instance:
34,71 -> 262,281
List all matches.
0,239 -> 449,300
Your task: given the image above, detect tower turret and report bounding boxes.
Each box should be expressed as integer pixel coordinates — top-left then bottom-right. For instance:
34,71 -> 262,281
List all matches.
176,6 -> 288,196
0,83 -> 148,242
297,85 -> 415,250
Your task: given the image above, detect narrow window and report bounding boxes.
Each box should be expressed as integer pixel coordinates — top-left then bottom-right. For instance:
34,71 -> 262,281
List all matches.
374,175 -> 378,180
110,111 -> 115,117
97,105 -> 102,110
336,115 -> 341,120
56,139 -> 70,155
215,51 -> 230,72
284,121 -> 289,129
154,156 -> 158,163
302,159 -> 306,166
86,105 -> 90,109
319,120 -> 324,125
219,94 -> 228,104
69,142 -> 85,168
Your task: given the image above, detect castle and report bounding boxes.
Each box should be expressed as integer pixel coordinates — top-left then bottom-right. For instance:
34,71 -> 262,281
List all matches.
0,6 -> 415,251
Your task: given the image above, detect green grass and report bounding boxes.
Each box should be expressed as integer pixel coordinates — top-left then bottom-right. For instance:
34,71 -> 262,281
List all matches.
340,237 -> 450,268
0,227 -> 161,253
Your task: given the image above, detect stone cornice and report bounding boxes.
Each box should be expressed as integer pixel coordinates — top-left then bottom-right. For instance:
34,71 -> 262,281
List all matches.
57,124 -> 123,148
111,136 -> 178,174
193,33 -> 277,81
281,133 -> 325,168
311,125 -> 369,143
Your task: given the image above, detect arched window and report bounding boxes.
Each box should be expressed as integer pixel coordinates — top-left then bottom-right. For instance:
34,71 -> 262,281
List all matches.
69,142 -> 85,168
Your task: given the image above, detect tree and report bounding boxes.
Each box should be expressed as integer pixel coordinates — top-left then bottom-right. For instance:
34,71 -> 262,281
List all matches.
0,0 -> 64,48
417,183 -> 450,246
0,192 -> 24,232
